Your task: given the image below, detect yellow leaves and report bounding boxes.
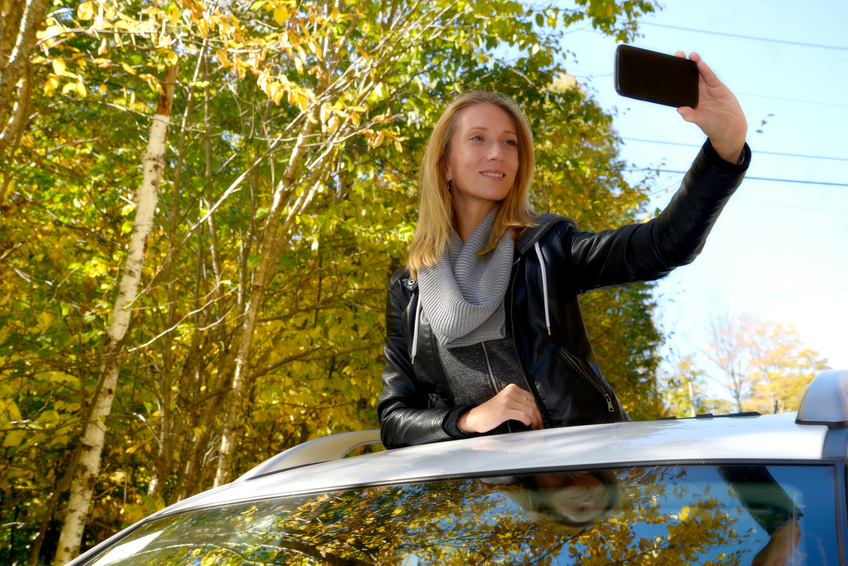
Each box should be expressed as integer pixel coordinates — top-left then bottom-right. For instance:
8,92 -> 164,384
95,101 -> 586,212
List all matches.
62,81 -> 87,98
52,59 -> 67,76
82,258 -> 110,278
156,33 -> 173,50
319,101 -> 333,124
319,102 -> 341,134
326,115 -> 340,134
37,25 -> 65,45
197,18 -> 209,38
274,7 -> 290,25
2,430 -> 25,448
44,75 -> 61,97
121,62 -> 137,76
216,48 -> 230,67
287,86 -> 310,111
78,2 -> 95,21
1,398 -> 22,424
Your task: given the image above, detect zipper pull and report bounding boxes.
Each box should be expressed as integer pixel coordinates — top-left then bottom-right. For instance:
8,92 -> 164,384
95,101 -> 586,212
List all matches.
605,394 -> 614,413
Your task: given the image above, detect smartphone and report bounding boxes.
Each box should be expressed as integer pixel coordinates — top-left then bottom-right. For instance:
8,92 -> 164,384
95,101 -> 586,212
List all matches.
614,45 -> 699,108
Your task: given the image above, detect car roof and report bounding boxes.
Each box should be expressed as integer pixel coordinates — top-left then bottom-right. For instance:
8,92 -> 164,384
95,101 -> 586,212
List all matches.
68,369 -> 848,566
160,411 -> 830,519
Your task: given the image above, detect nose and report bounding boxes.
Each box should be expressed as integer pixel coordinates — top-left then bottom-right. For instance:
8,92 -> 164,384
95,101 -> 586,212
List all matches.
487,142 -> 504,162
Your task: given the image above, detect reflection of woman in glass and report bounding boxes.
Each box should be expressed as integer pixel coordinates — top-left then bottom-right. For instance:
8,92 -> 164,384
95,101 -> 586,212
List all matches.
489,470 -> 620,527
489,465 -> 801,565
718,466 -> 802,566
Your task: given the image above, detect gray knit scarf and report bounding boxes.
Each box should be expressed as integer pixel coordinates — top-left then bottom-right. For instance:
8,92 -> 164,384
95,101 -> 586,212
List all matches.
418,209 -> 514,347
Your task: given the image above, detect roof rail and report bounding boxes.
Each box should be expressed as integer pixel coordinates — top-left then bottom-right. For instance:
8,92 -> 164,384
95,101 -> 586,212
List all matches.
237,429 -> 383,481
796,369 -> 848,428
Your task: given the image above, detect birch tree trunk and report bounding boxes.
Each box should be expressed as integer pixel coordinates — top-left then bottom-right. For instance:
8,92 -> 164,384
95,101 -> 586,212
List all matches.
53,64 -> 179,566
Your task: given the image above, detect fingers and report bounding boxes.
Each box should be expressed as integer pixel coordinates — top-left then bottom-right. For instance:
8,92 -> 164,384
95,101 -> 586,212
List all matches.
502,385 -> 544,429
459,385 -> 544,433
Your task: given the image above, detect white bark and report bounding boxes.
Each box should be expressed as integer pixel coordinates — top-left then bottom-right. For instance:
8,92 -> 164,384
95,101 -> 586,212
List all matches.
53,111 -> 172,565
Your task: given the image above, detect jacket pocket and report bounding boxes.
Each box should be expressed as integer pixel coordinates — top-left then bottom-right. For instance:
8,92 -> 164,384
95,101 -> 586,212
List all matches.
557,347 -> 614,413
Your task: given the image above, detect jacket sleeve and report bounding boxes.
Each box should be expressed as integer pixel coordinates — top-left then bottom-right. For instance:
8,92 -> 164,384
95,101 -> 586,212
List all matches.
566,140 -> 750,293
377,279 -> 455,449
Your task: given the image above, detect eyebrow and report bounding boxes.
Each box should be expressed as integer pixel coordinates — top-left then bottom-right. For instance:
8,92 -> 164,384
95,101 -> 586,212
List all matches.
466,126 -> 517,136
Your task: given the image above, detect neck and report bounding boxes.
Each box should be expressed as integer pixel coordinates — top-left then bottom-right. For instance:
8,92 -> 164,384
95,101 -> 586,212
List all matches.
453,199 -> 498,243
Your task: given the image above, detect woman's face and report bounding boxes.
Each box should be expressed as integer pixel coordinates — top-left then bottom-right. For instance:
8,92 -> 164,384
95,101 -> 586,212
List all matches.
444,103 -> 519,215
536,473 -> 611,524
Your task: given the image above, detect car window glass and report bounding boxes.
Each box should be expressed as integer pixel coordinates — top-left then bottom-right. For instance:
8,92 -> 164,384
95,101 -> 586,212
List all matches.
84,464 -> 840,565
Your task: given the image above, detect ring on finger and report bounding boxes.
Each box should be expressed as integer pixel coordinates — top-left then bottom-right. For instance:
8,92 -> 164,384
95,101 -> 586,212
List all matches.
522,396 -> 527,405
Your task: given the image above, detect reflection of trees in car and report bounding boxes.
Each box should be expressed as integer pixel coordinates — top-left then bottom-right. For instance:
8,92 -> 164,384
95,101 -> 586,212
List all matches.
91,465 -> 813,565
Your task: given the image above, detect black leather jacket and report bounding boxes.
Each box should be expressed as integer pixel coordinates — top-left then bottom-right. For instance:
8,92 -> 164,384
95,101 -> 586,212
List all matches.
378,141 -> 750,449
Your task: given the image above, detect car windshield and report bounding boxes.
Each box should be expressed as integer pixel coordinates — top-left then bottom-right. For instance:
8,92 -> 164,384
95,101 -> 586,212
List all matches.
85,463 -> 839,565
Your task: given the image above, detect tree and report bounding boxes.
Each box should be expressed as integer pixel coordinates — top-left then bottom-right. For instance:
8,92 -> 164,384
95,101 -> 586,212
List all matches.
0,0 -> 51,192
744,320 -> 830,414
53,63 -> 179,566
664,313 -> 830,415
661,353 -> 732,418
0,0 -> 663,562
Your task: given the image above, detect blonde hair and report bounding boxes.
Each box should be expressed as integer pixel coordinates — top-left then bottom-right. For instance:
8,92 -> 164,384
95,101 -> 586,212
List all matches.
407,91 -> 537,277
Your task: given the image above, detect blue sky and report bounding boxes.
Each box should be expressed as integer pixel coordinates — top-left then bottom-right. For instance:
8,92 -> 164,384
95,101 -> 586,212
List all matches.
556,0 -> 848,371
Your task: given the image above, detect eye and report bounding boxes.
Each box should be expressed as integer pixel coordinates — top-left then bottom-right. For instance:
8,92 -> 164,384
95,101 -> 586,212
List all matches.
470,135 -> 483,141
504,139 -> 517,146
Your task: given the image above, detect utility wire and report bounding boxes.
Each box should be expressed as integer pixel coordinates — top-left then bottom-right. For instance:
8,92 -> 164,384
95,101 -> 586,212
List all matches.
641,22 -> 848,52
733,197 -> 848,216
627,169 -> 848,188
622,137 -> 848,163
736,92 -> 848,109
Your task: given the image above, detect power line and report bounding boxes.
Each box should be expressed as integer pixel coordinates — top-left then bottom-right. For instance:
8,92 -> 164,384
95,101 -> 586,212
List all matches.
622,137 -> 848,163
628,168 -> 848,188
736,92 -> 848,109
733,197 -> 848,216
641,22 -> 848,52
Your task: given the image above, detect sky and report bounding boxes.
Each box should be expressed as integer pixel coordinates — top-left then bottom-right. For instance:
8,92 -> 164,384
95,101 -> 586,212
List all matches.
555,0 -> 848,373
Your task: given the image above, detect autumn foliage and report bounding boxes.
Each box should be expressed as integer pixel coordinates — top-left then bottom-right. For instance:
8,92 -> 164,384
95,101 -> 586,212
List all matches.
0,0 -> 689,563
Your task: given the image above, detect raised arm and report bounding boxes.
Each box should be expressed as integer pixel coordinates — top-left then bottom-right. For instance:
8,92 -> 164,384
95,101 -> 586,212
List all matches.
567,53 -> 750,293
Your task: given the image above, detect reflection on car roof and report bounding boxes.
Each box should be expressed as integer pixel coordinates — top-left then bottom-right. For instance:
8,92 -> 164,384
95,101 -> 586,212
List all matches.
162,412 -> 827,519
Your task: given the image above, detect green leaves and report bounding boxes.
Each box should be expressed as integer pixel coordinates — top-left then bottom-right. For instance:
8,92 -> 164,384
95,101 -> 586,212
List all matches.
0,0 -> 671,561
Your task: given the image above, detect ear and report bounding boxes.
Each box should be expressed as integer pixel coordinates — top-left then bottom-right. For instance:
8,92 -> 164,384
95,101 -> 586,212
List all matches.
444,160 -> 452,183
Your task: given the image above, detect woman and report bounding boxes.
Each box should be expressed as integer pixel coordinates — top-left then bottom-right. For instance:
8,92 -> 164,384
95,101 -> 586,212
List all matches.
486,470 -> 620,528
378,52 -> 749,449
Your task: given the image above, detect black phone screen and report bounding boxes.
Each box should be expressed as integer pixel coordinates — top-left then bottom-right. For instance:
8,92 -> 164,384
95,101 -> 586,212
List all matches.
615,45 -> 699,108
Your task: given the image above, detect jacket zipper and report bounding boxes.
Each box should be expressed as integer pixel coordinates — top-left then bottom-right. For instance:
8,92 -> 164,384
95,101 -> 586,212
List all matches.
558,347 -> 614,413
508,258 -> 551,427
481,342 -> 512,433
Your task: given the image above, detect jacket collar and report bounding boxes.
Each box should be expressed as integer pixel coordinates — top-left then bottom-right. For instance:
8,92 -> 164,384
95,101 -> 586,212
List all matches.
514,213 -> 577,255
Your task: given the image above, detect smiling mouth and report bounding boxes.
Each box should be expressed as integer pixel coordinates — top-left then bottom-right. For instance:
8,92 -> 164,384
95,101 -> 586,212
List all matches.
481,172 -> 506,178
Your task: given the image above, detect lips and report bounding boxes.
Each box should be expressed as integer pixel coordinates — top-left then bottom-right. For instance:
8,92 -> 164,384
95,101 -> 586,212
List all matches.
480,171 -> 506,178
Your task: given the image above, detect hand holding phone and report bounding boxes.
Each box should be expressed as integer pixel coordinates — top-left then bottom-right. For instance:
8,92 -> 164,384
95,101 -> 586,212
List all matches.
615,47 -> 748,163
614,45 -> 699,108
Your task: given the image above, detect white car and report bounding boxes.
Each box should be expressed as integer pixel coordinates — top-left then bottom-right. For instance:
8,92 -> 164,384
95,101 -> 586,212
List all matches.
69,370 -> 848,565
